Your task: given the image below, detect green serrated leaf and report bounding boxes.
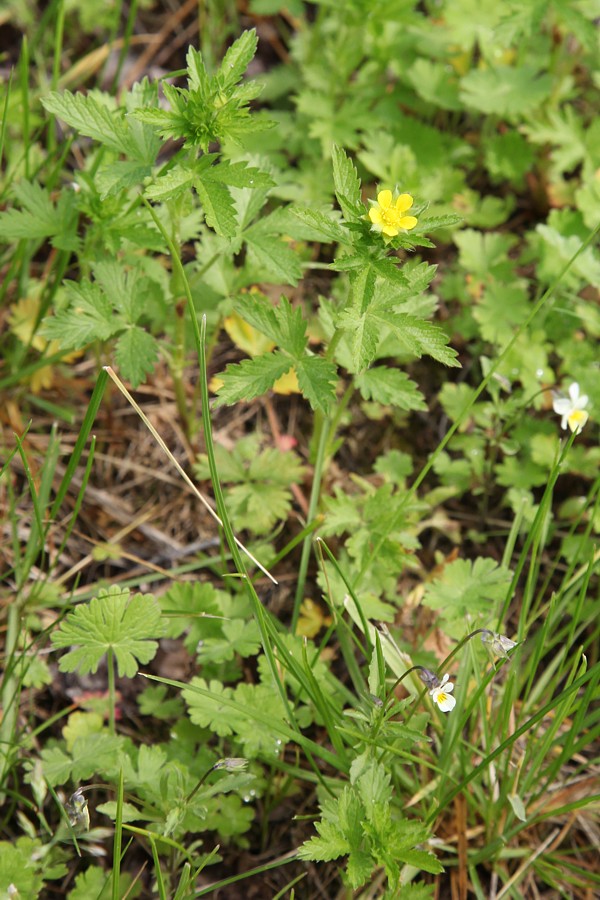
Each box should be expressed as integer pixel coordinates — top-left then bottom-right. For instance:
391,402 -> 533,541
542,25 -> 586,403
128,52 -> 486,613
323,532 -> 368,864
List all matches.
290,206 -> 348,243
356,368 -> 427,410
195,177 -> 237,236
43,90 -> 153,162
233,292 -> 281,344
297,820 -> 350,861
245,231 -> 302,284
423,556 -> 513,626
40,279 -> 121,348
70,732 -> 124,782
406,58 -> 461,111
186,46 -> 210,94
294,356 -> 338,413
271,294 -> 307,356
332,144 -> 363,222
460,65 -> 552,119
38,746 -> 73,786
213,352 -> 293,406
218,29 -> 258,90
336,305 -> 381,372
384,314 -> 460,367
96,161 -> 153,199
145,165 -> 195,201
114,327 -> 160,387
51,586 -> 162,677
206,160 -> 274,189
0,181 -> 77,246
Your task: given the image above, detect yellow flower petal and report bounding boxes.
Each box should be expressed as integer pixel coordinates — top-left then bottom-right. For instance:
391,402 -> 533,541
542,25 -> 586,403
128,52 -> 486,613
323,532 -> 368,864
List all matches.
399,215 -> 418,231
377,189 -> 393,209
394,193 -> 414,212
368,207 -> 381,222
567,409 -> 589,433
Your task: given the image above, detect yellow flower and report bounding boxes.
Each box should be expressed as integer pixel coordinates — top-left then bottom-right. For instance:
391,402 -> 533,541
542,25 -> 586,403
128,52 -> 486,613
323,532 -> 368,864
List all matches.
368,189 -> 418,237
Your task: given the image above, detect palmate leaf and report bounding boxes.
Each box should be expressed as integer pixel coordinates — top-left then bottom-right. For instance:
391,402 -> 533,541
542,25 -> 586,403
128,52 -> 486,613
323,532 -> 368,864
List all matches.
423,556 -> 513,624
459,65 -> 552,119
51,586 -> 163,678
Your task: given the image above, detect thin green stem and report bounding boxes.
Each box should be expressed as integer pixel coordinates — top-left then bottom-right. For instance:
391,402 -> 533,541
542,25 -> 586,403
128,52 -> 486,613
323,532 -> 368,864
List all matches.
292,414 -> 330,632
107,647 -> 116,736
19,36 -> 30,179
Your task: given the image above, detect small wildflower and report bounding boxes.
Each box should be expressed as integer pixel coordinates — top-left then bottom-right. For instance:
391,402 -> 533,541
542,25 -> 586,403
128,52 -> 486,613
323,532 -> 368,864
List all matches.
480,631 -> 518,659
417,668 -> 441,691
368,189 -> 418,237
429,673 -> 456,713
65,787 -> 90,832
552,382 -> 589,435
213,757 -> 248,772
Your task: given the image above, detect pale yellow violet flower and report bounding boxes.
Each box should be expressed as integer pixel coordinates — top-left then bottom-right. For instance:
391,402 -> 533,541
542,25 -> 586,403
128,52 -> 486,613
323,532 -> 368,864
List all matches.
429,673 -> 456,713
480,631 -> 518,659
368,189 -> 418,237
552,382 -> 589,435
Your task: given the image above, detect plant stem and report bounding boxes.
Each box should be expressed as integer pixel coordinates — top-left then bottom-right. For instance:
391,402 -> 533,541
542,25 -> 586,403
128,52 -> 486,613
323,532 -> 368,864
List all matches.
107,647 -> 116,735
292,413 -> 330,632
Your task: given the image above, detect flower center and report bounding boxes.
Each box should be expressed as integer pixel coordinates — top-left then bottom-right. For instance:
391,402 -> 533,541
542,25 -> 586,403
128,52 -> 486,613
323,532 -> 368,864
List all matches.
568,409 -> 588,430
381,207 -> 402,226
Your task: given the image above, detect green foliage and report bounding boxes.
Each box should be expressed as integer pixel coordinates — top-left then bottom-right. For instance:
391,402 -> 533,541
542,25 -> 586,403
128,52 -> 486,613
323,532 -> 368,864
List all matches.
298,763 -> 442,893
214,293 -> 338,411
423,557 -> 514,636
160,581 -> 262,665
41,261 -> 161,387
132,33 -> 271,152
43,81 -> 161,163
195,433 -> 306,535
3,2 -> 600,898
0,180 -> 78,249
51,586 -> 163,677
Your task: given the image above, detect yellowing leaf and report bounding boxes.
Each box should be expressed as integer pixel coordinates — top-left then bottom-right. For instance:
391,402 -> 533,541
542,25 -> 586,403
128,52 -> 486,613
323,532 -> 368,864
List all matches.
8,292 -> 82,392
8,295 -> 47,351
273,366 -> 300,395
224,307 -> 275,357
209,374 -> 225,391
296,598 -> 332,639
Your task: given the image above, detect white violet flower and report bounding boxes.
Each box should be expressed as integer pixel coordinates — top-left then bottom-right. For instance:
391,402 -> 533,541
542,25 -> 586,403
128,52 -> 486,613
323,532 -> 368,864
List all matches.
430,673 -> 456,713
552,382 -> 589,435
480,630 -> 518,659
